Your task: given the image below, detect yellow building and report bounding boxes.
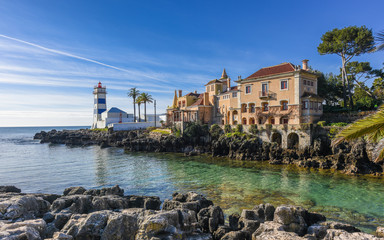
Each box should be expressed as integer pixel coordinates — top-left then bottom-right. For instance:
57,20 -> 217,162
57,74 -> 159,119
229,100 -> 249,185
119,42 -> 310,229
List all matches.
167,60 -> 323,127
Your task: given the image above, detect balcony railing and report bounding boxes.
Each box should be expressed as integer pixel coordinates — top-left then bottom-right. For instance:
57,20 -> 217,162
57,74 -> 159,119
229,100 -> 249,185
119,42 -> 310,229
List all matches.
259,91 -> 276,99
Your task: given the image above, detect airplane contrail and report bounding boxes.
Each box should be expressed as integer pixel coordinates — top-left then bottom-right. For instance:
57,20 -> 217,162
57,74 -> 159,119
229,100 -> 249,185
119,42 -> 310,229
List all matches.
0,34 -> 166,82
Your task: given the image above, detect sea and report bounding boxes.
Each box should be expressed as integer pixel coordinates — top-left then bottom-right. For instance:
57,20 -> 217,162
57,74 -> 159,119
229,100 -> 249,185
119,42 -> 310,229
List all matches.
0,126 -> 383,233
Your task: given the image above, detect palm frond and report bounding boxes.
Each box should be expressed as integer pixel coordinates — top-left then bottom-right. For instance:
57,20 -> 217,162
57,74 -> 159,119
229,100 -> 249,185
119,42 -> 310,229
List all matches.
333,109 -> 384,146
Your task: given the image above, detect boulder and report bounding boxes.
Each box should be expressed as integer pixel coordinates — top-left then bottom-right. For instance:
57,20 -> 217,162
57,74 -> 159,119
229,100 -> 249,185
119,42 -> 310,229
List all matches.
197,206 -> 224,233
320,221 -> 361,233
252,230 -> 306,240
83,185 -> 124,197
63,187 -> 86,196
221,230 -> 249,240
0,186 -> 21,193
273,205 -> 308,236
377,227 -> 384,238
323,229 -> 382,240
0,194 -> 51,221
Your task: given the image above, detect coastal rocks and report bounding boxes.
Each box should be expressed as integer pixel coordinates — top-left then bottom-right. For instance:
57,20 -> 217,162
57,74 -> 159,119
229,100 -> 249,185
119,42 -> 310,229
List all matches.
323,229 -> 383,240
0,194 -> 51,221
163,192 -> 214,213
0,219 -> 46,240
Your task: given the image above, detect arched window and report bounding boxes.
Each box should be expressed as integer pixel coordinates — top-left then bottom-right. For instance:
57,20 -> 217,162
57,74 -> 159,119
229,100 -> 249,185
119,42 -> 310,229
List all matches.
242,118 -> 247,125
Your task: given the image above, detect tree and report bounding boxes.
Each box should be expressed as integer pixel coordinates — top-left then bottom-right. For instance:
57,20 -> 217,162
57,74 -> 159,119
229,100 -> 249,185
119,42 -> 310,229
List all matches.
135,96 -> 143,122
333,105 -> 384,163
318,26 -> 375,108
139,92 -> 154,122
317,73 -> 344,107
128,88 -> 140,122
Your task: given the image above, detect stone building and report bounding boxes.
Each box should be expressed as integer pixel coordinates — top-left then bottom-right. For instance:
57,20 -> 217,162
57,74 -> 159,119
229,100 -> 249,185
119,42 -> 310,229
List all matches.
167,60 -> 323,128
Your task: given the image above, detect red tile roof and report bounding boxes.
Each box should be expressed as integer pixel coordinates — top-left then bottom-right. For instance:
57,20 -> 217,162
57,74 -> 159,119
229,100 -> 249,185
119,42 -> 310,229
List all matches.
205,79 -> 221,86
190,97 -> 203,107
246,63 -> 296,79
185,92 -> 200,97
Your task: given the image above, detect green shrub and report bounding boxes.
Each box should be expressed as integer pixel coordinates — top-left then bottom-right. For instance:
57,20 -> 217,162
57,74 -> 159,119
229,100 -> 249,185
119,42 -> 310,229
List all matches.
146,126 -> 157,131
249,124 -> 258,135
235,124 -> 243,133
265,124 -> 272,130
210,124 -> 224,139
328,127 -> 340,138
224,124 -> 232,133
330,122 -> 348,127
317,121 -> 326,127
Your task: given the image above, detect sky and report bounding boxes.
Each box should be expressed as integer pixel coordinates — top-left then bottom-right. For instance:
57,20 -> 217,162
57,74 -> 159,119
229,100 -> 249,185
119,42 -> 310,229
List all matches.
0,0 -> 383,127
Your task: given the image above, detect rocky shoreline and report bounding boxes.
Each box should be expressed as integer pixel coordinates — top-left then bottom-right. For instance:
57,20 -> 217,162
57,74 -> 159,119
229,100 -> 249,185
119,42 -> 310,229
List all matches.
1,185 -> 383,240
33,129 -> 384,176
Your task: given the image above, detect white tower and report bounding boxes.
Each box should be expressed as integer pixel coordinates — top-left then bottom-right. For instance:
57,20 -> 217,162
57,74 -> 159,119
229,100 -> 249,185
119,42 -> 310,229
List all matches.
92,82 -> 107,129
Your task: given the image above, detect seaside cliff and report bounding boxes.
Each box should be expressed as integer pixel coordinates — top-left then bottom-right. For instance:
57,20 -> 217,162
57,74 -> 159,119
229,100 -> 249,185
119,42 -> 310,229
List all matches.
1,185 -> 383,240
33,128 -> 384,176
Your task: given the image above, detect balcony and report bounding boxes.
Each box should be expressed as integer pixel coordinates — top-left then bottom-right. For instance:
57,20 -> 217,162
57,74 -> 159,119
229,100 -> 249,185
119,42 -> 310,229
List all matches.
259,91 -> 276,99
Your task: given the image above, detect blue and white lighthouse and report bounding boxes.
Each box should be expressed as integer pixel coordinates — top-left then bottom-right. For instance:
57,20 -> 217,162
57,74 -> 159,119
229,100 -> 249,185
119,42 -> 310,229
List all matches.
92,82 -> 107,129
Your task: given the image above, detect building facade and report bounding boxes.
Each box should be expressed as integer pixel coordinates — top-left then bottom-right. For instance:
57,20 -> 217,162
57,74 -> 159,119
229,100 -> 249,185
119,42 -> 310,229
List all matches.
167,60 -> 323,127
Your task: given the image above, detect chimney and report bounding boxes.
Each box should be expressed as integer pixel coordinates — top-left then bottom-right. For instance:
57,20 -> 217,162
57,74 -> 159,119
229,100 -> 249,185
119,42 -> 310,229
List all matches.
302,59 -> 309,70
204,92 -> 209,106
227,78 -> 231,91
178,90 -> 182,97
194,90 -> 197,94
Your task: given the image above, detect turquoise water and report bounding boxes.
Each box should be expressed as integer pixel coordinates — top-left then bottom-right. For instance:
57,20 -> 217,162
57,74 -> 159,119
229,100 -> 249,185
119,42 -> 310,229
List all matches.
0,127 -> 383,233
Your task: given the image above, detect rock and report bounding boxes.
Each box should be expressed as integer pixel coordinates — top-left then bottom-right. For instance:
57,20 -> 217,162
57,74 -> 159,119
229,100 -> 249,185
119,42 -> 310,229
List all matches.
320,221 -> 361,233
221,230 -> 249,240
52,232 -> 74,239
0,186 -> 21,193
0,195 -> 51,221
83,185 -> 124,196
323,229 -> 382,240
61,211 -> 109,239
273,205 -> 308,236
307,224 -> 328,239
51,195 -> 92,214
197,206 -> 224,233
252,221 -> 285,237
229,213 -> 240,230
377,227 -> 384,237
101,212 -> 139,240
213,225 -> 231,240
0,219 -> 47,235
63,187 -> 86,196
252,230 -> 306,240
0,225 -> 41,240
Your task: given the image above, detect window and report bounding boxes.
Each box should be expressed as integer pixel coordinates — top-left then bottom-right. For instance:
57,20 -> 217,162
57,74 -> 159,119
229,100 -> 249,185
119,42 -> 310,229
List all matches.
250,104 -> 255,113
281,101 -> 288,110
182,101 -> 186,107
281,80 -> 288,90
258,117 -> 263,124
262,102 -> 269,111
246,85 -> 251,94
319,103 -> 323,110
304,80 -> 307,85
178,101 -> 181,107
302,101 -> 308,109
281,117 -> 289,124
232,92 -> 237,98
310,101 -> 313,110
311,81 -> 314,86
210,85 -> 214,91
241,104 -> 247,113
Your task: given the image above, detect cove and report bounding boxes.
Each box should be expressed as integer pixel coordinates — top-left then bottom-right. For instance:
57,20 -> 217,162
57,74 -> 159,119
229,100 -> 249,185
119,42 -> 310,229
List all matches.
0,127 -> 383,233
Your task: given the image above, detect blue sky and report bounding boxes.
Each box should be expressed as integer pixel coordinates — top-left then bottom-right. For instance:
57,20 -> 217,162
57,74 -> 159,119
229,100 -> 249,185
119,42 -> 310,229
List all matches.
0,0 -> 383,126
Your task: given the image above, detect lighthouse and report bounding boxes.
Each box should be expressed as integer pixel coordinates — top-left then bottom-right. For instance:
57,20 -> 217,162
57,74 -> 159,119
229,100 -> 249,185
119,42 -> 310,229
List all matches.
92,82 -> 107,129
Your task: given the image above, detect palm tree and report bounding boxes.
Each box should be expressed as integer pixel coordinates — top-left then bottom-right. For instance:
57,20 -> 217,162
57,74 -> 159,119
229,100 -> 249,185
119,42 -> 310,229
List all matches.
376,30 -> 384,51
333,105 -> 384,162
127,88 -> 140,122
139,92 -> 154,122
135,96 -> 143,122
